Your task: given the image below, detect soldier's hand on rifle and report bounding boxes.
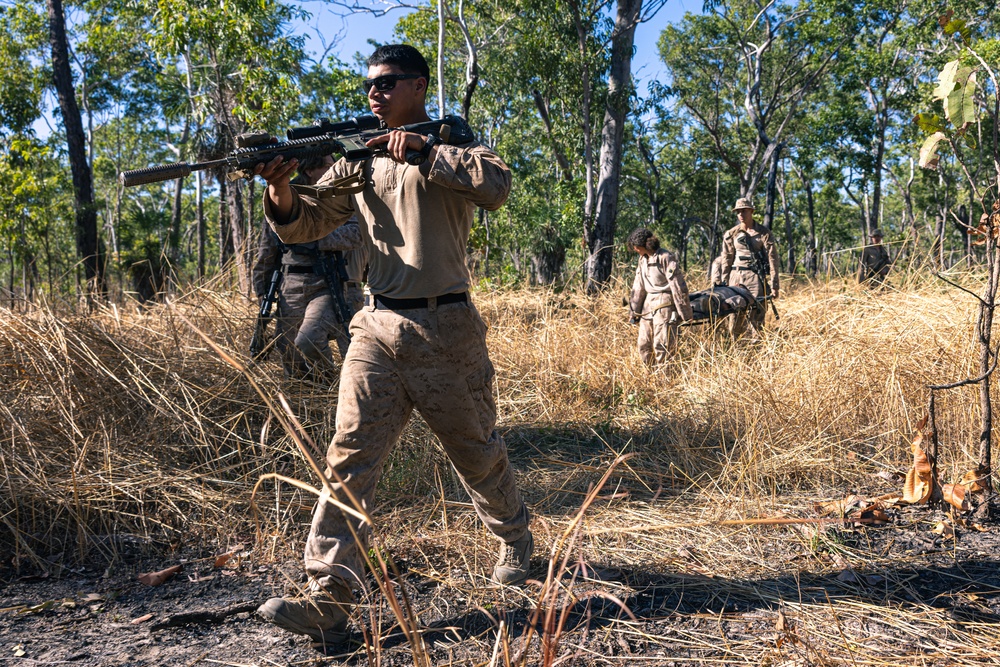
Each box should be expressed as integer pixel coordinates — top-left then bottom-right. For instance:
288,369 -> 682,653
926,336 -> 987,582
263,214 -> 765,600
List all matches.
253,155 -> 299,186
367,130 -> 430,164
254,156 -> 300,224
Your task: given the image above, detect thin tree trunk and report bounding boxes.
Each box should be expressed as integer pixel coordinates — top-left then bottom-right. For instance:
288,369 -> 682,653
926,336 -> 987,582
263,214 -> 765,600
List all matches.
978,220 -> 998,497
778,165 -> 794,273
196,171 -> 205,280
584,0 -> 641,293
47,0 -> 102,302
437,0 -> 446,115
570,1 -> 596,253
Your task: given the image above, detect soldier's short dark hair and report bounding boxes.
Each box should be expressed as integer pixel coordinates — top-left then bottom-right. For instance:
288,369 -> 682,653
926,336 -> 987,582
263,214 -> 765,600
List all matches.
627,227 -> 660,252
367,44 -> 431,80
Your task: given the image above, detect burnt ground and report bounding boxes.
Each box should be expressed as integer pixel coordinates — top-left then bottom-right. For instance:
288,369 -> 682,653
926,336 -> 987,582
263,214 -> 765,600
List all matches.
3,501 -> 1000,667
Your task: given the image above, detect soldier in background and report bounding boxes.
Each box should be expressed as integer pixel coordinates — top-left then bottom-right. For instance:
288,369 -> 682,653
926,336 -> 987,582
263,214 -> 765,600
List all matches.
720,197 -> 780,339
343,242 -> 368,315
710,254 -> 726,286
628,227 -> 694,365
252,154 -> 362,378
858,229 -> 890,287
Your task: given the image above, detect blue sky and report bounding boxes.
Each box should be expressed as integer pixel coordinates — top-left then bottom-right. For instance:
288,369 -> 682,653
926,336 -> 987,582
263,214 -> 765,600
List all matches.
294,0 -> 698,100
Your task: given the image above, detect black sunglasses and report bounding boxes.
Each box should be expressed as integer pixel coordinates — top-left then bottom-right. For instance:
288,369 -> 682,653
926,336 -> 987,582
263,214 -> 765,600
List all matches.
362,73 -> 422,93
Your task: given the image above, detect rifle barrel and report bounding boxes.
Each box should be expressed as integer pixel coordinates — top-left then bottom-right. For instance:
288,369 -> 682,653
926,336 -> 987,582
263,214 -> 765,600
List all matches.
120,159 -> 228,187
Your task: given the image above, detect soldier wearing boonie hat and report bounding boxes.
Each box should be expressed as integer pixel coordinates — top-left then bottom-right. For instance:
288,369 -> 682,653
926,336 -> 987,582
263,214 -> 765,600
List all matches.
858,228 -> 890,286
720,196 -> 780,339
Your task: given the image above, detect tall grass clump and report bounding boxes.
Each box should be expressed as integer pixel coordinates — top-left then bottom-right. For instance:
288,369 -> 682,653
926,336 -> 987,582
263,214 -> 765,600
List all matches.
0,274 -> 991,571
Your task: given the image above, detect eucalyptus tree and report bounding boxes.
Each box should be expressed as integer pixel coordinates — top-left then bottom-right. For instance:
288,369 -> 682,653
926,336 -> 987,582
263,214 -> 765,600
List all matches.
47,0 -> 104,299
658,0 -> 847,234
140,0 -> 307,293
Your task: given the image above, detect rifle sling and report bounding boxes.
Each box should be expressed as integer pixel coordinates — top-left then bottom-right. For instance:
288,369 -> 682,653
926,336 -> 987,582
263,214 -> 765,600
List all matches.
292,172 -> 367,199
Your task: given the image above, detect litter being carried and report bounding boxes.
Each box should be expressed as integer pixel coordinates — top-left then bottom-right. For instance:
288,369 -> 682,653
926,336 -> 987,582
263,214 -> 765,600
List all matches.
682,284 -> 772,325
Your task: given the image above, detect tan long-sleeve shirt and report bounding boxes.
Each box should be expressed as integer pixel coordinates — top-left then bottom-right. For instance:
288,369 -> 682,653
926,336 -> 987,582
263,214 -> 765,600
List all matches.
630,248 -> 694,321
721,222 -> 780,297
263,142 -> 511,299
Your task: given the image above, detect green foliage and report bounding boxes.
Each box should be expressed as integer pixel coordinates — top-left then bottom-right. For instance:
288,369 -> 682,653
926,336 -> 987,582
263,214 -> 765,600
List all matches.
915,10 -> 993,172
0,2 -> 48,134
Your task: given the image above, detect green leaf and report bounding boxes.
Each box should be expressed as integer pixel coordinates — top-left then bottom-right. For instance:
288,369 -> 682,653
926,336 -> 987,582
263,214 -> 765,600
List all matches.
919,132 -> 947,170
914,113 -> 946,133
945,68 -> 976,129
943,18 -> 971,44
963,132 -> 977,150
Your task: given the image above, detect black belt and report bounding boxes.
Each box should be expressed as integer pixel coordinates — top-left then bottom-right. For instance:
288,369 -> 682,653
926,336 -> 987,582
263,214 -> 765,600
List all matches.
346,281 -> 362,287
284,265 -> 315,275
367,292 -> 468,310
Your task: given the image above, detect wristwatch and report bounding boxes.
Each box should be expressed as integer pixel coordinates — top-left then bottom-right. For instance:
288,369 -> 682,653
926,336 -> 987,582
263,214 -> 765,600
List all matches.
419,134 -> 439,160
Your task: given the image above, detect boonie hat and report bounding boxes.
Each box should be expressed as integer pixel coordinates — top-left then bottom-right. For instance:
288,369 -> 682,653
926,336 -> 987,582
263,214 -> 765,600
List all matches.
733,197 -> 755,211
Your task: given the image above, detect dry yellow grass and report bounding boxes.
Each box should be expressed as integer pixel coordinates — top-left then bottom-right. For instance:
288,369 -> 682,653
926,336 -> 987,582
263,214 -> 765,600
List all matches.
2,273 -> 998,663
0,275 -> 989,563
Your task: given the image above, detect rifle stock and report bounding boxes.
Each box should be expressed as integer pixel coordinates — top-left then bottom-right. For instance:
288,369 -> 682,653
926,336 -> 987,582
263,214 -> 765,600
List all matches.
120,115 -> 475,188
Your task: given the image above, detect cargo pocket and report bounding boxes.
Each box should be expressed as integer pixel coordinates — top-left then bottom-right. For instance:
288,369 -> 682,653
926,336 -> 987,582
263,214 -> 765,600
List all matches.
466,360 -> 497,439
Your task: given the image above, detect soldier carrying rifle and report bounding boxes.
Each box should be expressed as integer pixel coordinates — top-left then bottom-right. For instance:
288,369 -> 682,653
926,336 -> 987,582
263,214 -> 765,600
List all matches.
251,154 -> 361,379
721,197 -> 780,340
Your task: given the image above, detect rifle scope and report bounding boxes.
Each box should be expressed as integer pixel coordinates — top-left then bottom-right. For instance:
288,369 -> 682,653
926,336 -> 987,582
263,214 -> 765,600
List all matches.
286,114 -> 382,141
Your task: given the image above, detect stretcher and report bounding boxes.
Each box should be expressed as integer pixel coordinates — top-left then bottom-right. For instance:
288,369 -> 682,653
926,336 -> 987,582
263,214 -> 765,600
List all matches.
680,284 -> 773,326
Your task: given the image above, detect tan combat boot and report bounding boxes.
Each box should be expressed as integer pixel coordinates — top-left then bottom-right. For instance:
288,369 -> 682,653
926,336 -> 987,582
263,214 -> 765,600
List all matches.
491,531 -> 534,586
257,583 -> 352,646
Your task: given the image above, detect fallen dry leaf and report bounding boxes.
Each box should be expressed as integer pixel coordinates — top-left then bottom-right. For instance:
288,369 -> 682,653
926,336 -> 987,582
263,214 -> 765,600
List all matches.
131,613 -> 154,625
902,440 -> 934,504
933,521 -> 955,539
959,470 -> 986,493
853,506 -> 890,525
942,484 -> 971,512
214,543 -> 245,568
137,564 -> 182,587
776,610 -> 791,631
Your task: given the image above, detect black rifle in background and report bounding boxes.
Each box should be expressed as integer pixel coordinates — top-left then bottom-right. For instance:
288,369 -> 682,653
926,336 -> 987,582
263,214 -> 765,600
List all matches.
736,234 -> 780,321
250,268 -> 283,359
119,115 -> 475,188
315,251 -> 354,337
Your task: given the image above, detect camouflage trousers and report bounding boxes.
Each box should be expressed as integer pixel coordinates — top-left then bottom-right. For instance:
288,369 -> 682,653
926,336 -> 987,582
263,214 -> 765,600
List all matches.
727,268 -> 767,340
276,275 -> 350,378
304,298 -> 530,591
637,306 -> 679,365
345,282 -> 365,316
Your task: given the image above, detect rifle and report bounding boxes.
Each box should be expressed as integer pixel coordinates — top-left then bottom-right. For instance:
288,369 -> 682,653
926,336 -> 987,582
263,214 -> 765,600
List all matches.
119,115 -> 476,188
735,233 -> 780,321
250,267 -> 283,359
315,251 -> 355,337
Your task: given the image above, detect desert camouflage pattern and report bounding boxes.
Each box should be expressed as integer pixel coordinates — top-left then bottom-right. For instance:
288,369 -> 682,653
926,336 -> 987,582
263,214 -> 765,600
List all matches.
630,248 -> 693,364
721,221 -> 780,339
265,138 -> 528,593
305,301 -> 530,591
344,242 -> 369,315
710,255 -> 726,286
264,141 -> 512,299
252,222 -> 362,377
